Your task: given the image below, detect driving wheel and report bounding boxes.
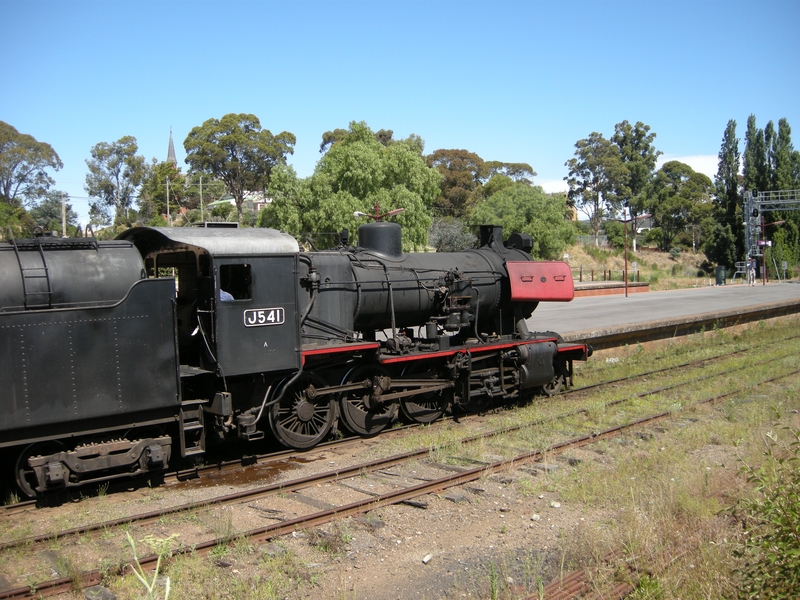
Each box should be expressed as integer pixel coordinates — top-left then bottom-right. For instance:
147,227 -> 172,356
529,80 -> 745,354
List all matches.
400,362 -> 448,423
338,365 -> 398,436
269,372 -> 336,449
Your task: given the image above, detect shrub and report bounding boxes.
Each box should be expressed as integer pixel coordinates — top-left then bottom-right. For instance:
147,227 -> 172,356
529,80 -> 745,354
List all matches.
732,425 -> 800,598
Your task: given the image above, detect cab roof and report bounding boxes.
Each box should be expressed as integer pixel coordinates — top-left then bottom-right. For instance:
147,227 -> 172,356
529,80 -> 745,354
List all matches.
117,226 -> 300,257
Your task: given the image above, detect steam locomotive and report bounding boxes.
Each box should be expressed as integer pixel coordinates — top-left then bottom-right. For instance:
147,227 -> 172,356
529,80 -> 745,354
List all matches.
0,221 -> 589,497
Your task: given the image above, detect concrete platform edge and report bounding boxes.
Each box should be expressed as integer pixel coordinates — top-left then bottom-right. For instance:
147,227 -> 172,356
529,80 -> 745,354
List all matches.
557,297 -> 800,350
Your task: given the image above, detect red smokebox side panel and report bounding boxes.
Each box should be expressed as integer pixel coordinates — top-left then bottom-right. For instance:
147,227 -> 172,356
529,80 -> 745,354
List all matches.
507,261 -> 574,302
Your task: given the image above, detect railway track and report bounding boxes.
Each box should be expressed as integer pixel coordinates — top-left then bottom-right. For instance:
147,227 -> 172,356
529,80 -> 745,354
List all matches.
1,331 -> 793,551
1,332 -> 797,599
3,362 -> 797,599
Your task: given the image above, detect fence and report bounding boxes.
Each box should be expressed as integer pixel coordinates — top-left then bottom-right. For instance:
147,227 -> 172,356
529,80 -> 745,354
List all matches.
571,266 -> 640,283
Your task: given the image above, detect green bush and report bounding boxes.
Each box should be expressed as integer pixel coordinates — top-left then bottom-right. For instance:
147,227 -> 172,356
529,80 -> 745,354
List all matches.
732,424 -> 800,598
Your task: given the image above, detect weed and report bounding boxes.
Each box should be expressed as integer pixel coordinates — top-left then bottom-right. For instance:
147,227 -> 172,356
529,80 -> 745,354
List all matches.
488,561 -> 499,600
97,482 -> 109,498
307,522 -> 352,555
731,423 -> 800,598
54,554 -> 83,594
126,531 -> 172,599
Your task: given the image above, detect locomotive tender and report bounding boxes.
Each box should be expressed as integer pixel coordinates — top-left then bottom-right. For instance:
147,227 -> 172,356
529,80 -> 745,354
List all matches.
0,221 -> 589,496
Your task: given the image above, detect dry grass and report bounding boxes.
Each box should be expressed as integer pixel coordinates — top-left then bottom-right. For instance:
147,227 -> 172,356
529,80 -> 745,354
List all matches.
565,243 -> 730,290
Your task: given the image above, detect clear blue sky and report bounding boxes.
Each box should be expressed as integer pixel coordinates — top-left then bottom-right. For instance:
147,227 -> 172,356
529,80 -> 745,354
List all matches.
2,0 -> 799,225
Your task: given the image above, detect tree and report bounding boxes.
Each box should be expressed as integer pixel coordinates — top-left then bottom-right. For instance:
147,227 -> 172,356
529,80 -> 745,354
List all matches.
0,121 -> 63,206
183,113 -> 296,223
703,222 -> 737,270
565,132 -> 628,245
428,218 -> 477,252
484,161 -> 536,184
426,149 -> 487,217
263,122 -> 441,250
743,115 -> 769,193
611,120 -> 661,248
138,161 -> 187,225
647,161 -> 714,252
85,136 -> 148,226
320,127 -> 395,154
257,164 -> 312,235
714,120 -> 743,261
772,118 -> 797,190
467,184 -> 575,259
28,191 -> 78,235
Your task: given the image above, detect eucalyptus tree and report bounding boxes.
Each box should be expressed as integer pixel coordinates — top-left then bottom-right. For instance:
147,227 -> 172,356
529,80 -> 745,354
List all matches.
648,161 -> 713,252
184,113 -> 296,222
611,120 -> 661,247
0,121 -> 63,206
426,149 -> 487,217
85,136 -> 148,226
565,132 -> 628,245
467,184 -> 575,259
29,190 -> 78,235
138,160 -> 187,224
262,122 -> 441,251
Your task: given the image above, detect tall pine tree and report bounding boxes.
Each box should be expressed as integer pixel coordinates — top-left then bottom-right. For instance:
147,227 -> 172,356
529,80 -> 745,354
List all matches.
743,115 -> 769,193
772,118 -> 797,190
712,120 -> 744,265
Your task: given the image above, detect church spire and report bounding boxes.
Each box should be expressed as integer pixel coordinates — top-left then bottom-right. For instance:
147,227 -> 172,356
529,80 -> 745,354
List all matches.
167,127 -> 176,164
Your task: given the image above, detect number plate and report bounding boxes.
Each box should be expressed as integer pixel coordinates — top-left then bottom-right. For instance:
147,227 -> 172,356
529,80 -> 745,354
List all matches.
243,307 -> 285,327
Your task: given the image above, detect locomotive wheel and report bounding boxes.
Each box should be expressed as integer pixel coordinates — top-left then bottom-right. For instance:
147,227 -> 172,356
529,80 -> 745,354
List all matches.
15,441 -> 66,498
339,365 -> 398,436
541,360 -> 567,396
399,363 -> 448,424
268,372 -> 336,450
540,372 -> 564,396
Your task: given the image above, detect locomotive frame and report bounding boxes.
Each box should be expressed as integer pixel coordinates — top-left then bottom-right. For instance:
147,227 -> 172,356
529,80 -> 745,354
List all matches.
1,222 -> 590,497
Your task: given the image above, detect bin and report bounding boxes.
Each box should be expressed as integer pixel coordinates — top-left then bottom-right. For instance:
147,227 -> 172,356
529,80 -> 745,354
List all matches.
715,265 -> 726,286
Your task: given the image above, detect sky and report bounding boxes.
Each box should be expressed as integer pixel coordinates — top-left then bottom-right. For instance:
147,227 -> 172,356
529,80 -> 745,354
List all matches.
2,0 -> 799,225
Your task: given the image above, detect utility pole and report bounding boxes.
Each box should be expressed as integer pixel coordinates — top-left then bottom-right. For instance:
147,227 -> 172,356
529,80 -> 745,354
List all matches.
200,176 -> 204,222
166,176 -> 170,226
61,193 -> 67,238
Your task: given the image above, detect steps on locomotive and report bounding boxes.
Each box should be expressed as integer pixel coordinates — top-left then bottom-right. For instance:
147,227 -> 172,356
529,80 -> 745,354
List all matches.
179,399 -> 206,458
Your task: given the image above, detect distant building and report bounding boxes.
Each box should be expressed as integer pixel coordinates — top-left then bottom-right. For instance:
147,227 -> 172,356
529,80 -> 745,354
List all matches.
207,192 -> 272,212
167,128 -> 177,165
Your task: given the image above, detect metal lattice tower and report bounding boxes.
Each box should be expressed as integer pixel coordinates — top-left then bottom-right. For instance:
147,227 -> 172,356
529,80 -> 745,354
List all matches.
743,189 -> 800,259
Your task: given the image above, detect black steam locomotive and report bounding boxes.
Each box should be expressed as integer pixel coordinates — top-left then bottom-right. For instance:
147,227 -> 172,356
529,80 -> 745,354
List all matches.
0,221 -> 589,496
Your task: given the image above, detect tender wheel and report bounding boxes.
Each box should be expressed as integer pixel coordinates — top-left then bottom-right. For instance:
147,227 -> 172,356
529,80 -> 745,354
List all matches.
268,372 -> 336,449
339,365 -> 398,436
400,362 -> 448,423
15,441 -> 66,498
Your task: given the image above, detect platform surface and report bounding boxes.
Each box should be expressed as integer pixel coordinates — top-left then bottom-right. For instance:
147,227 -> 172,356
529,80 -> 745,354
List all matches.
528,282 -> 800,337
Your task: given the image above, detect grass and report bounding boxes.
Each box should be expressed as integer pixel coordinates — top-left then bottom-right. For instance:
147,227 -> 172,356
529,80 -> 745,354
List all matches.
566,242 -> 743,290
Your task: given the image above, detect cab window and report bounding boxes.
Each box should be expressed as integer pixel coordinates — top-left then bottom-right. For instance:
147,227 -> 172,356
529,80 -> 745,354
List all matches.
219,264 -> 252,300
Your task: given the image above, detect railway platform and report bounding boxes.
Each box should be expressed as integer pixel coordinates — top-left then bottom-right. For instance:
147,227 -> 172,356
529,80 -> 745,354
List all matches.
531,281 -> 800,348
